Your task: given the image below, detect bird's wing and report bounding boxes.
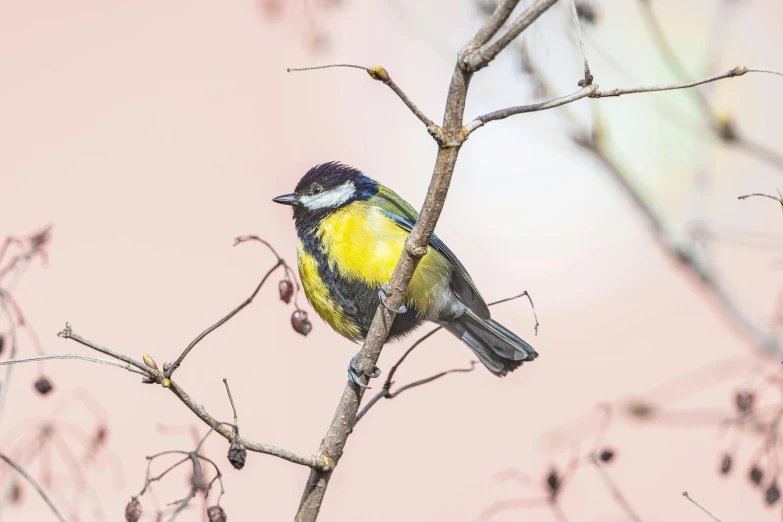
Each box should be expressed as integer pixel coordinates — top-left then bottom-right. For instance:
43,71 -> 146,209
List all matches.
373,187 -> 491,319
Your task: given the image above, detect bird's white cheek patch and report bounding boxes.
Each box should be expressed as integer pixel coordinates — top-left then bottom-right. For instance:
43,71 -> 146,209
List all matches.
300,181 -> 356,210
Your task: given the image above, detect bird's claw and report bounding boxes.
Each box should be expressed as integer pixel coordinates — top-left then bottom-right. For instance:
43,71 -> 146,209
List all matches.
348,353 -> 381,389
378,283 -> 407,314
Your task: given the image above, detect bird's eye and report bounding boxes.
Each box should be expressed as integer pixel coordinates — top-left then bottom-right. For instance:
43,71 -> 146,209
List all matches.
311,183 -> 323,195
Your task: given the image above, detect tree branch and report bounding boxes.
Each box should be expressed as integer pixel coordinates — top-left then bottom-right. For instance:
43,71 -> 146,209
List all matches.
0,454 -> 66,522
55,324 -> 329,471
462,0 -> 562,72
590,454 -> 643,522
288,64 -> 440,141
0,353 -> 148,376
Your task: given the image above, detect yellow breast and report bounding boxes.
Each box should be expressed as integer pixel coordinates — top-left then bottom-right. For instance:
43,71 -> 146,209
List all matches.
297,202 -> 452,336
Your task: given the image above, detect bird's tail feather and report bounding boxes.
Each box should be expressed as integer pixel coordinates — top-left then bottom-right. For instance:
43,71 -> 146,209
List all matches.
443,310 -> 537,377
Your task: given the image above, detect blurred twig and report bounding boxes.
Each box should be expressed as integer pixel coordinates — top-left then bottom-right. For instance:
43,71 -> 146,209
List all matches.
0,454 -> 66,522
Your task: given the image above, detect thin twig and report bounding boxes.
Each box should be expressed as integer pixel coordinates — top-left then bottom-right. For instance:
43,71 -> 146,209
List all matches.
164,254 -> 284,377
590,454 -> 643,522
288,63 -> 439,138
56,326 -> 329,471
682,491 -> 723,522
0,354 -> 148,376
0,454 -> 67,522
738,193 -> 781,203
569,0 -> 591,82
223,378 -> 239,437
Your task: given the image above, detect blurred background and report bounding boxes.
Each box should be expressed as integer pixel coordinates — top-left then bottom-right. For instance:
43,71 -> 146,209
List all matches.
2,0 -> 783,520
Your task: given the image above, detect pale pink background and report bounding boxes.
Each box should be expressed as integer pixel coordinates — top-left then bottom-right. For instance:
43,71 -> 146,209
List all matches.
2,0 -> 783,520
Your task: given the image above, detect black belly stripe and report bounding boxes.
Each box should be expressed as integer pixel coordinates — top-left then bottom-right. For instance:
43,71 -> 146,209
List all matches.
300,232 -> 423,340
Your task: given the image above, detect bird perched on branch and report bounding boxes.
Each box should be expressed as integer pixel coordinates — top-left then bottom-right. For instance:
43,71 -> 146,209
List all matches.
273,162 -> 537,385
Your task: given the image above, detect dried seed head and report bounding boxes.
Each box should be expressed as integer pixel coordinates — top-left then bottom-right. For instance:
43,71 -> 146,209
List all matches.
735,390 -> 754,414
228,441 -> 247,470
291,310 -> 312,336
125,497 -> 142,522
720,454 -> 732,475
34,376 -> 54,395
279,279 -> 294,304
750,466 -> 763,486
207,505 -> 227,522
599,449 -> 615,463
766,483 -> 781,505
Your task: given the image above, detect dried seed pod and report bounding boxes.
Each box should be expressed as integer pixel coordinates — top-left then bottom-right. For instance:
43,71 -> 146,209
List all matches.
766,483 -> 781,505
546,469 -> 560,496
0,334 -> 5,355
720,454 -> 732,475
599,449 -> 615,463
207,505 -> 227,522
228,441 -> 247,470
34,376 -> 54,395
279,279 -> 294,304
125,497 -> 142,522
735,390 -> 754,414
750,466 -> 763,486
291,310 -> 312,336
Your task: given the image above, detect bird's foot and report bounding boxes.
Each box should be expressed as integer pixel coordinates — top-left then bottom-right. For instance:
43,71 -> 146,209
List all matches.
348,353 -> 381,389
378,283 -> 407,314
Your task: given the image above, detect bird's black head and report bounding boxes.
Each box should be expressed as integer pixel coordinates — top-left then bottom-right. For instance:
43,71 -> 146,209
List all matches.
273,162 -> 379,234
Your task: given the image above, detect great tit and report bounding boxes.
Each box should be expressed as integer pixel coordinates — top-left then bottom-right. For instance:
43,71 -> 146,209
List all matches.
273,162 -> 537,382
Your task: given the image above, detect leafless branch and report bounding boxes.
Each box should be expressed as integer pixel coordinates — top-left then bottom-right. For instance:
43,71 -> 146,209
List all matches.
288,64 -> 439,139
590,454 -> 643,522
55,324 -> 329,471
462,0 -> 562,72
0,353 -> 148,376
591,66 -> 765,98
682,491 -> 723,522
0,454 -> 66,522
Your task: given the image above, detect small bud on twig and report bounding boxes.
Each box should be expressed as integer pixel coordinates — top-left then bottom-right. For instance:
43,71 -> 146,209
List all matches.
142,354 -> 159,370
367,66 -> 390,83
34,376 -> 53,396
207,505 -> 227,522
125,497 -> 142,522
291,310 -> 312,336
546,469 -> 560,497
228,441 -> 247,470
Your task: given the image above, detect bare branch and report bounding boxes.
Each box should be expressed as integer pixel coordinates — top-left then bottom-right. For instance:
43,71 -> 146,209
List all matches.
738,193 -> 782,203
466,85 -> 596,134
591,66 -> 769,98
0,353 -> 148,376
462,0 -> 561,72
288,64 -> 440,140
682,491 -> 723,522
0,454 -> 66,522
223,378 -> 239,436
56,325 -> 329,471
467,0 -> 522,50
590,454 -> 643,522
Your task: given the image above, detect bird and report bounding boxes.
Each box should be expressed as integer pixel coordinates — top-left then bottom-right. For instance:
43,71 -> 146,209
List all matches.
273,162 -> 537,385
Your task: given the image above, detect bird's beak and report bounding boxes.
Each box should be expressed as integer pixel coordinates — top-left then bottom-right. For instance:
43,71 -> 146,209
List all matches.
273,193 -> 297,206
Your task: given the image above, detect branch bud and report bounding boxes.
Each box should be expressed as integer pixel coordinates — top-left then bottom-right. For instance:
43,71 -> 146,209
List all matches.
142,354 -> 159,370
367,66 -> 391,83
